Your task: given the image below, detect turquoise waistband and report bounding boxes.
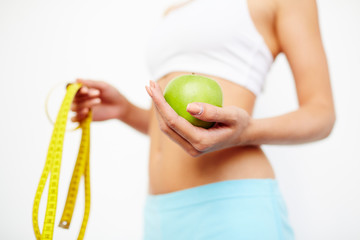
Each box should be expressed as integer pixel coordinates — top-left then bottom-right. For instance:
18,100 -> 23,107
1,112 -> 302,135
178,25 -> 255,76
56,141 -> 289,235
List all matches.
146,179 -> 280,211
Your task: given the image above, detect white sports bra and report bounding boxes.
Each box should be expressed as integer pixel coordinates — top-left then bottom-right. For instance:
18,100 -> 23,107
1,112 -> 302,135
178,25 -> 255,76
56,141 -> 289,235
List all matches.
146,0 -> 274,96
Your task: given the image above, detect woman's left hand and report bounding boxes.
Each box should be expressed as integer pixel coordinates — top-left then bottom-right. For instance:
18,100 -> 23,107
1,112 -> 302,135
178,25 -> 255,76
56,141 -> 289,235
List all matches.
145,80 -> 251,157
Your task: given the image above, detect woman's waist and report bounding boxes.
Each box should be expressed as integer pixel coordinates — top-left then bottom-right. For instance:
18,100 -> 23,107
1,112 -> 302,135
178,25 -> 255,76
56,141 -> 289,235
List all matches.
148,137 -> 275,194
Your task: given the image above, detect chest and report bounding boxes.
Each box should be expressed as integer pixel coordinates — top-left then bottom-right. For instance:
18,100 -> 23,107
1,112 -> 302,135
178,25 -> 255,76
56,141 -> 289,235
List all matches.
149,0 -> 273,62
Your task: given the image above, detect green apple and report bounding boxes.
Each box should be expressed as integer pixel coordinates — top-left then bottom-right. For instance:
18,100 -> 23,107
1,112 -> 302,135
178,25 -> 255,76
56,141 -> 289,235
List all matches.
163,74 -> 223,128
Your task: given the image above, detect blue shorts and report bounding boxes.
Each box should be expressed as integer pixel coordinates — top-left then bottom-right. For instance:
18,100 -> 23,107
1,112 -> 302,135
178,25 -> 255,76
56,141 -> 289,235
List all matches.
143,179 -> 294,240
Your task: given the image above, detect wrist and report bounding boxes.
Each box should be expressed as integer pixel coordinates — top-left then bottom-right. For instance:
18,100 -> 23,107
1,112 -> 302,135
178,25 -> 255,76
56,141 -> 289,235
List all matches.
237,117 -> 258,146
116,101 -> 150,135
116,99 -> 132,122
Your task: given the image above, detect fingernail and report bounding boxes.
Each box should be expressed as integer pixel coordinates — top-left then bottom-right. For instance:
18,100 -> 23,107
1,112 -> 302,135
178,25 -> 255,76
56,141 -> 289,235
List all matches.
187,103 -> 203,115
94,98 -> 101,104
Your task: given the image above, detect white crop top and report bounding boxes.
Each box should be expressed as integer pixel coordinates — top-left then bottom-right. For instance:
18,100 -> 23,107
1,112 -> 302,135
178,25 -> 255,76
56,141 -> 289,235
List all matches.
146,0 -> 274,96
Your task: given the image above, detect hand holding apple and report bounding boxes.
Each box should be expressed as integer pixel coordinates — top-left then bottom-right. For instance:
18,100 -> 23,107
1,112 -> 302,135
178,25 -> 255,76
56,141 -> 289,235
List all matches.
163,74 -> 223,128
145,78 -> 251,157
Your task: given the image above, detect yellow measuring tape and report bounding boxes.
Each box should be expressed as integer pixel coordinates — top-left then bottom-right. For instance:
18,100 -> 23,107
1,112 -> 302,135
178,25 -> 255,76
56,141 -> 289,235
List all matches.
33,83 -> 91,240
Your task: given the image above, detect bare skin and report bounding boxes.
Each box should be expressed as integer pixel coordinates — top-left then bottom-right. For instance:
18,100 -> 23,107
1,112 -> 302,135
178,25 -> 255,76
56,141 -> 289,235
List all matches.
147,72 -> 275,194
71,0 -> 335,195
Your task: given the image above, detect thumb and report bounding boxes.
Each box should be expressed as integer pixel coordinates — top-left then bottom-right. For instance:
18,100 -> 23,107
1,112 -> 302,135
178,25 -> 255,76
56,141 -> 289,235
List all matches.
187,103 -> 241,125
186,102 -> 224,122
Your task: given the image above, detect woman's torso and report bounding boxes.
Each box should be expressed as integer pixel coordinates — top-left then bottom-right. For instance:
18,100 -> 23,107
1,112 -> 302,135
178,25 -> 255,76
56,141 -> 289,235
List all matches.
147,0 -> 280,195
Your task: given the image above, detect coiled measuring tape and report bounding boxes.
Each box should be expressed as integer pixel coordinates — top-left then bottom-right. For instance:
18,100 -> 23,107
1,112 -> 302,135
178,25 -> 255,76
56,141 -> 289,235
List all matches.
32,83 -> 91,240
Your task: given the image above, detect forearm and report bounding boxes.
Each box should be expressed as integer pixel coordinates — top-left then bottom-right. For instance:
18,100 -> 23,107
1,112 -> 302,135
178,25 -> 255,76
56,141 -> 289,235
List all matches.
241,103 -> 336,146
119,102 -> 150,135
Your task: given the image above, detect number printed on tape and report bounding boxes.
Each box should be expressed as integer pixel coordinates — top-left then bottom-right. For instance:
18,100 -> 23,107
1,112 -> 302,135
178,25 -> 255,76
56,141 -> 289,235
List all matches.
32,83 -> 92,240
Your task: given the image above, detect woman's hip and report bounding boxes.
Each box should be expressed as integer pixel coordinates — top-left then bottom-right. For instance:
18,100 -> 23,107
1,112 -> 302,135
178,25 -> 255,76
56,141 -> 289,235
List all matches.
143,179 -> 294,240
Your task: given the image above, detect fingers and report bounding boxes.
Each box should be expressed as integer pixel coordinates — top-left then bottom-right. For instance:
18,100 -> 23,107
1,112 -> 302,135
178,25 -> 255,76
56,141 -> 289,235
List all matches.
73,85 -> 100,100
71,98 -> 101,111
77,86 -> 100,97
152,105 -> 201,157
74,79 -> 103,100
71,108 -> 89,122
71,94 -> 101,122
146,80 -> 204,144
145,80 -> 248,154
70,79 -> 102,122
187,103 -> 240,125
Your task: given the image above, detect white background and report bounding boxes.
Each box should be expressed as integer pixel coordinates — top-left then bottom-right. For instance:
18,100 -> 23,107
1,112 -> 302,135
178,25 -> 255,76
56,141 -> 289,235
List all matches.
0,0 -> 359,239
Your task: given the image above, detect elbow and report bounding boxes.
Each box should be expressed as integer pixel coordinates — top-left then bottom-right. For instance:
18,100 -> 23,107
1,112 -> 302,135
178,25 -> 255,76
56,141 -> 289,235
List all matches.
320,110 -> 336,140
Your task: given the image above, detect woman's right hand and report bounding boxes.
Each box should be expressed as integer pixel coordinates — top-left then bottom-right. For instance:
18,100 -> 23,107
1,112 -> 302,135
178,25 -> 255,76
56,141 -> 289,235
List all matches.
71,79 -> 129,123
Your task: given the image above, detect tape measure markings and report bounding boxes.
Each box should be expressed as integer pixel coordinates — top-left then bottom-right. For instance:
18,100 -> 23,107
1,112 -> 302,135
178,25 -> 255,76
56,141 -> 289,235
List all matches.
59,112 -> 91,230
33,83 -> 91,240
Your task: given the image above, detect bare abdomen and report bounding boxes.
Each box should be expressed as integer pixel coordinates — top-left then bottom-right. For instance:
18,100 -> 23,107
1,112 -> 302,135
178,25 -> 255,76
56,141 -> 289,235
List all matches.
148,72 -> 275,195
